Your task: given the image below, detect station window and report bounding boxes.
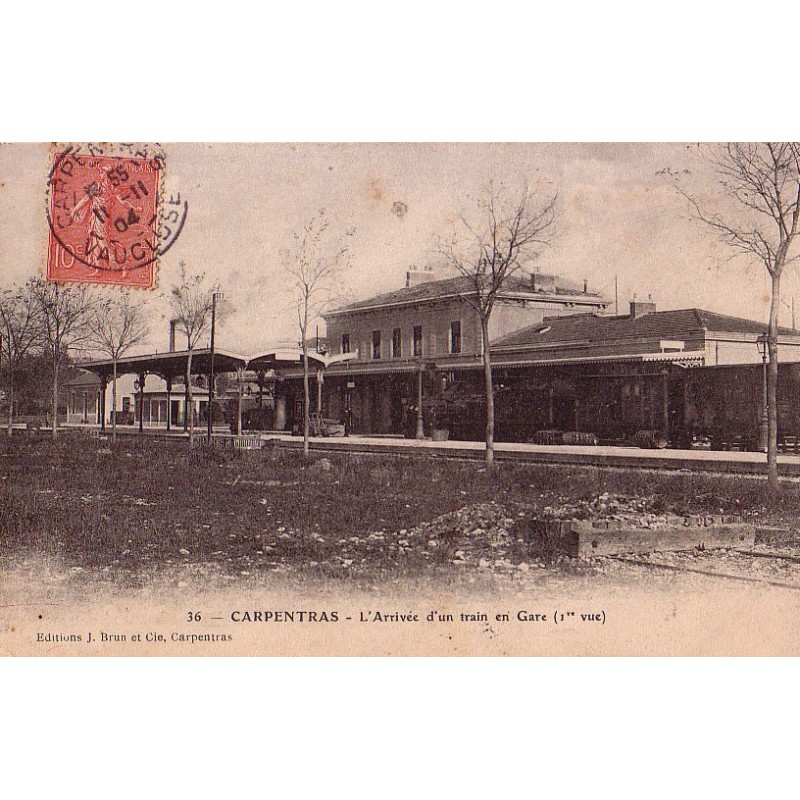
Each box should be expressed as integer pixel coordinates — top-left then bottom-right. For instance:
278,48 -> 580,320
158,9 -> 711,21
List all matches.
450,320 -> 462,354
372,330 -> 382,359
341,333 -> 350,354
413,325 -> 423,357
392,328 -> 402,358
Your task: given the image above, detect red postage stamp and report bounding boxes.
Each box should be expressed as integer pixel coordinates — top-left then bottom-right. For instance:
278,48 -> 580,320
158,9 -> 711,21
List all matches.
47,148 -> 165,287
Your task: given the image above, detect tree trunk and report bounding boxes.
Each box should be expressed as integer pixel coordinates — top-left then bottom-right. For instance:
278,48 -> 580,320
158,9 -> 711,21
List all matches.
186,350 -> 194,446
302,339 -> 310,459
51,353 -> 59,440
767,271 -> 781,489
236,368 -> 243,436
7,368 -> 14,436
183,376 -> 190,432
481,316 -> 495,471
112,359 -> 118,442
7,373 -> 14,436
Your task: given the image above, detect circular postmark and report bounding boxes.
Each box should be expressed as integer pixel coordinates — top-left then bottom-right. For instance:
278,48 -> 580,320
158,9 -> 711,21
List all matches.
46,142 -> 188,288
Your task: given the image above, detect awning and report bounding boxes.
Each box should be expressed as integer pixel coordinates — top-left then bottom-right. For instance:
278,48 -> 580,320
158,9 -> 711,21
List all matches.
476,351 -> 706,370
247,349 -> 356,372
78,347 -> 355,381
311,351 -> 706,375
77,347 -> 248,380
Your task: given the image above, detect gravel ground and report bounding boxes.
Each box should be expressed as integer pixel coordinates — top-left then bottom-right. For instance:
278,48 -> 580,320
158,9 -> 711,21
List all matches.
10,494 -> 797,597
4,438 -> 800,596
614,547 -> 800,586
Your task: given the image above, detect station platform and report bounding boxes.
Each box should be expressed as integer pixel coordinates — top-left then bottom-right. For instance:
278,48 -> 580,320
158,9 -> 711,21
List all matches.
272,434 -> 800,477
58,423 -> 800,478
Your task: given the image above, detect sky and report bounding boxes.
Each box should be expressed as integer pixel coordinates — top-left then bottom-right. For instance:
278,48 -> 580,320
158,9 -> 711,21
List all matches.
0,142 -> 786,357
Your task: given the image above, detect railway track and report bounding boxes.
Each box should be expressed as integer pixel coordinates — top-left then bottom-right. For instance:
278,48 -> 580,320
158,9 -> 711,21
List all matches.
608,549 -> 800,590
27,429 -> 800,478
274,437 -> 800,479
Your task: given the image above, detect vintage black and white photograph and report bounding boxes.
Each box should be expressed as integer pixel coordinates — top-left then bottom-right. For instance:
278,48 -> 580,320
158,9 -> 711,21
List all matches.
2,142 -> 800,655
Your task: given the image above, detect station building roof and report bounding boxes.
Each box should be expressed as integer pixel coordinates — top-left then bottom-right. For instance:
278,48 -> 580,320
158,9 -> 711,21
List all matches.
492,308 -> 797,350
326,274 -> 606,317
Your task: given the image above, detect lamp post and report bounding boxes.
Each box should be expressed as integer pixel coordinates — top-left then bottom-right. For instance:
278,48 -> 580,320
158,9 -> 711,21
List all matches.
757,334 -> 768,453
344,378 -> 353,437
415,359 -> 425,439
135,373 -> 146,434
316,366 -> 324,416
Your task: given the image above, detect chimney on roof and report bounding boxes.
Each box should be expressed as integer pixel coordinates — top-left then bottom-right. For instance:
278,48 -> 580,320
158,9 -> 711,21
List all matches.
169,319 -> 177,352
406,266 -> 436,288
530,272 -> 557,292
630,293 -> 656,319
583,278 -> 588,293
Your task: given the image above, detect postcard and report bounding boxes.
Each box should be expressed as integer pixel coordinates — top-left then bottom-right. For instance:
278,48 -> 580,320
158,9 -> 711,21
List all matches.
1,142 -> 799,656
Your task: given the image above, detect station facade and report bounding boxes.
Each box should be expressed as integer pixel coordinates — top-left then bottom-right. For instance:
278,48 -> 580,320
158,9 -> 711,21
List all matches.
279,270 -> 800,450
282,268 -> 608,436
66,267 -> 800,451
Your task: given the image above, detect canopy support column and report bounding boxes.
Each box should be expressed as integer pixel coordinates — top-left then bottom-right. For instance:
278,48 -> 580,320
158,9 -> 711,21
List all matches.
166,377 -> 172,431
316,367 -> 324,416
99,374 -> 107,432
137,371 -> 146,434
236,367 -> 244,436
274,382 -> 287,431
415,361 -> 425,439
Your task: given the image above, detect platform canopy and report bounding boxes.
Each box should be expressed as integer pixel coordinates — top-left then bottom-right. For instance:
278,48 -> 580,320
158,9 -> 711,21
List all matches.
247,349 -> 355,372
78,347 -> 355,381
77,347 -> 249,381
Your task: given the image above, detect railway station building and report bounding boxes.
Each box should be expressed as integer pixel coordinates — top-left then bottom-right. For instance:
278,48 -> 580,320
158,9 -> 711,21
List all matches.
280,267 -> 608,435
65,348 -> 245,431
68,347 -> 342,434
279,269 -> 800,450
65,267 -> 800,452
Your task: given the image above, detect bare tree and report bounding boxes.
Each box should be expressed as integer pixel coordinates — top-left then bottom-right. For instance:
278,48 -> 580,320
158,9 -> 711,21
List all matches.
282,210 -> 354,458
168,263 -> 222,447
438,180 -> 557,470
0,281 -> 43,435
29,279 -> 96,439
87,292 -> 151,441
678,143 -> 800,489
